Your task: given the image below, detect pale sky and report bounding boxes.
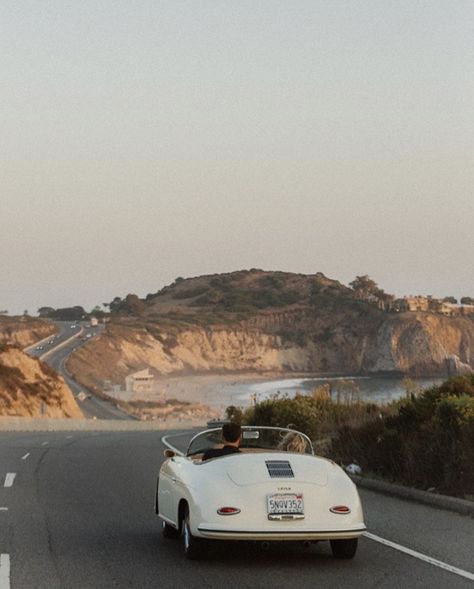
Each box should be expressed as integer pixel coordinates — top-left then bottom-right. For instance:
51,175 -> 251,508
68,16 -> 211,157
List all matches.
1,1 -> 473,315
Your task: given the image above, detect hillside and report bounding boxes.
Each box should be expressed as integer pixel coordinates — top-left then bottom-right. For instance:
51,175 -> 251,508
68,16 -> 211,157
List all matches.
0,345 -> 82,418
66,270 -> 474,390
0,316 -> 57,348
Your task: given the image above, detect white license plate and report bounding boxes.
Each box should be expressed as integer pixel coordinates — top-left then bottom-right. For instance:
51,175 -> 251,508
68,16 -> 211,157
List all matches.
267,493 -> 304,515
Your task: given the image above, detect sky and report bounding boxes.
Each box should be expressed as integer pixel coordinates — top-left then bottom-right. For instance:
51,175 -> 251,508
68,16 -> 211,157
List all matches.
1,1 -> 473,315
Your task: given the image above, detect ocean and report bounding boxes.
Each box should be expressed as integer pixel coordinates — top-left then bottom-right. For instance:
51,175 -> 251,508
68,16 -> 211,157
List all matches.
218,375 -> 445,409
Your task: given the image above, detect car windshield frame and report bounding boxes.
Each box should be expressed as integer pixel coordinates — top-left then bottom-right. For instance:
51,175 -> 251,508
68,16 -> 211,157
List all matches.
186,425 -> 314,457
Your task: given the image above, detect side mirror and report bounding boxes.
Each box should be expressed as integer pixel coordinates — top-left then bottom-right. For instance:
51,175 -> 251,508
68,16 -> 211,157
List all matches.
164,449 -> 175,458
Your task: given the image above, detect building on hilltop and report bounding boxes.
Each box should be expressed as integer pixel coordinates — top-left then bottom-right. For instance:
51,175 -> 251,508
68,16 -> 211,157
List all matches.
125,368 -> 154,395
394,296 -> 474,317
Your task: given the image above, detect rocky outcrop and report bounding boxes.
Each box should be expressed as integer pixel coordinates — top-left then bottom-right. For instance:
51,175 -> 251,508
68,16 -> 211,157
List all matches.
0,347 -> 83,418
366,313 -> 474,375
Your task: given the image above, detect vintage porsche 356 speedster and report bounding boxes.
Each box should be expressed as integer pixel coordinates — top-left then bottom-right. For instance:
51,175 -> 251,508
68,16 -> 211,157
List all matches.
156,426 -> 366,559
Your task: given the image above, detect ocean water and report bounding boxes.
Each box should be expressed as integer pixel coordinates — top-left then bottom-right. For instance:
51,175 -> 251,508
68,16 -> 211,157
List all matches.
217,375 -> 445,410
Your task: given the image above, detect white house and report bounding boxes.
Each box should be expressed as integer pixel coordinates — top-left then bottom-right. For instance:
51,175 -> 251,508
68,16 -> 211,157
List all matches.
125,368 -> 154,395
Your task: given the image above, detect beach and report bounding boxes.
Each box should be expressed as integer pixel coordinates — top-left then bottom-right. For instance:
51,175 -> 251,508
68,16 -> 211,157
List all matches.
148,372 -> 445,416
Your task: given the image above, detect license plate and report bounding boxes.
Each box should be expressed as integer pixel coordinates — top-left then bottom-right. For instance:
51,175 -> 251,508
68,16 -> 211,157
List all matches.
267,493 -> 304,515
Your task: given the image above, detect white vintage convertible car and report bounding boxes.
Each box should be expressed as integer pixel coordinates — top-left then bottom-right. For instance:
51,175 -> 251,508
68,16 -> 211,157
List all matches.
156,426 -> 366,559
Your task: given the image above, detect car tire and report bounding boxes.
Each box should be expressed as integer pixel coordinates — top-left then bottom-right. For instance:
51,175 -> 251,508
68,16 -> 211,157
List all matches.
162,520 -> 179,539
330,538 -> 358,559
182,505 -> 206,560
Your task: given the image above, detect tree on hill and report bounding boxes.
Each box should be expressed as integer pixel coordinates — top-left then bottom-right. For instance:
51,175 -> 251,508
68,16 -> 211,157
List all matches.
349,275 -> 394,311
349,275 -> 379,298
124,294 -> 146,315
52,306 -> 86,320
108,294 -> 145,315
460,297 -> 473,305
443,296 -> 458,305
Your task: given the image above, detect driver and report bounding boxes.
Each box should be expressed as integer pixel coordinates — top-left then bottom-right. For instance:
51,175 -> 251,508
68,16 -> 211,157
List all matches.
201,422 -> 242,461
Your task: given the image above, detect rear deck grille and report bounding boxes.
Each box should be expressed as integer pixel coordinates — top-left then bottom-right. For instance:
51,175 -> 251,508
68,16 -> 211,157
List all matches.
265,460 -> 294,478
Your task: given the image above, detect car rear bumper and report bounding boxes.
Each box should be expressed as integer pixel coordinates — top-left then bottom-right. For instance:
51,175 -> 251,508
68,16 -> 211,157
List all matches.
197,525 -> 366,541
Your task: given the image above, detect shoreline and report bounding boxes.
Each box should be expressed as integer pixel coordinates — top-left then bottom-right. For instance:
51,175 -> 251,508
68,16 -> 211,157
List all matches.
148,372 -> 444,413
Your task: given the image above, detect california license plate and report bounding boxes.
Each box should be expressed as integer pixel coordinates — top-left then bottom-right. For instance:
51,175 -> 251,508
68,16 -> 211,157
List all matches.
267,493 -> 304,517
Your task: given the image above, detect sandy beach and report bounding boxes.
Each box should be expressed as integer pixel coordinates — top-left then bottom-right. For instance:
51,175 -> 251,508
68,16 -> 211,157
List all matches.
145,372 -> 445,417
151,373 -> 283,415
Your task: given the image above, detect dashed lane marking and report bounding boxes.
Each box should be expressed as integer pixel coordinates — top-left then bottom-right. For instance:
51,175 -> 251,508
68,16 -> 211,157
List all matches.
364,532 -> 474,582
21,453 -> 30,460
3,474 -> 16,488
0,554 -> 10,589
41,441 -> 49,446
0,508 -> 8,512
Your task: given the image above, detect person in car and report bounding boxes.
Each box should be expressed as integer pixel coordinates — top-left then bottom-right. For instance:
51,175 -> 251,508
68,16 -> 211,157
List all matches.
201,422 -> 242,461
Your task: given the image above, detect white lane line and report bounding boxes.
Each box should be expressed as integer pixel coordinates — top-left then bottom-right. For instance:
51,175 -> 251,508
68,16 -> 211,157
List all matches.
66,435 -> 73,439
0,508 -> 8,512
3,474 -> 16,488
364,532 -> 474,582
0,553 -> 10,589
162,433 -> 474,582
21,452 -> 30,460
41,441 -> 49,446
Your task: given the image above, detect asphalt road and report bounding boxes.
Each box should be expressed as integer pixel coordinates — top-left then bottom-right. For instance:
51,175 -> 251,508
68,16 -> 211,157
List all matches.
26,322 -> 131,421
0,430 -> 473,589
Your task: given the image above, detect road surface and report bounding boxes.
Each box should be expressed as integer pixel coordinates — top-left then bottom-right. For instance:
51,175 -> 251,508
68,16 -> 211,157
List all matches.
0,429 -> 473,588
26,321 -> 131,421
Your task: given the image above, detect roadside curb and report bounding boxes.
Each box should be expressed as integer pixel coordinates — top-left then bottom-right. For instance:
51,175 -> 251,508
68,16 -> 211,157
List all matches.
351,474 -> 474,518
0,417 -> 207,432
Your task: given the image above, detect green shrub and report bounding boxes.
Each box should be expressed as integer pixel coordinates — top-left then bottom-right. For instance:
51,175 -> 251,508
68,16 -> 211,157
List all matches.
235,375 -> 474,497
331,375 -> 474,497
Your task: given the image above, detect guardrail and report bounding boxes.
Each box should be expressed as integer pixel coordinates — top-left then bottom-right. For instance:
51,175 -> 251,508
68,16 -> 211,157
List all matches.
0,417 -> 206,432
351,474 -> 474,518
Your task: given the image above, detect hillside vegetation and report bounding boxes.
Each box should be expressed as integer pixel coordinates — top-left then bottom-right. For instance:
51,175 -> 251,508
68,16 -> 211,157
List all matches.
236,375 -> 474,498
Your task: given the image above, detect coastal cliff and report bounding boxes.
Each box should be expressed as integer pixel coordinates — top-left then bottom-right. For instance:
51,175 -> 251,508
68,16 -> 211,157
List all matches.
0,316 -> 56,348
67,311 -> 474,391
62,270 -> 474,389
0,346 -> 83,418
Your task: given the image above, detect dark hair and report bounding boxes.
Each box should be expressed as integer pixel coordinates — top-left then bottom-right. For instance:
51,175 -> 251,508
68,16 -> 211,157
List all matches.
222,422 -> 241,443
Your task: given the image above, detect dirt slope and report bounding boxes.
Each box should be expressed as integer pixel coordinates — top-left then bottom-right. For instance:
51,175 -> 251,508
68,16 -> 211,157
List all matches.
0,346 -> 82,418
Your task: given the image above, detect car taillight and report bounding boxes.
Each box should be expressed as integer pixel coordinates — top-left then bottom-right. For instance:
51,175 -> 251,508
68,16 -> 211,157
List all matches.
217,507 -> 241,515
330,505 -> 351,514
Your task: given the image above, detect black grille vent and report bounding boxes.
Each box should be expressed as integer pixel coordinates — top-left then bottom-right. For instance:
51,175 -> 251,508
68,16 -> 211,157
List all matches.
265,460 -> 294,478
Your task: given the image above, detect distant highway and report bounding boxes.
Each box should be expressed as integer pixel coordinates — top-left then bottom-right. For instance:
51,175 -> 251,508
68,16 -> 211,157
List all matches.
26,321 -> 132,421
0,429 -> 473,588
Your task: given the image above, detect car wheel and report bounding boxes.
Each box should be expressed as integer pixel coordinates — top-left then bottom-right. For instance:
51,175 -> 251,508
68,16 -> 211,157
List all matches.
181,505 -> 206,560
162,520 -> 179,539
330,538 -> 358,559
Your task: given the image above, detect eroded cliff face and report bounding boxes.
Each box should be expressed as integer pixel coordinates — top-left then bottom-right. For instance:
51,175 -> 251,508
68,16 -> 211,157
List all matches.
0,347 -> 83,418
67,312 -> 474,391
366,314 -> 474,375
67,325 -> 312,391
0,317 -> 56,348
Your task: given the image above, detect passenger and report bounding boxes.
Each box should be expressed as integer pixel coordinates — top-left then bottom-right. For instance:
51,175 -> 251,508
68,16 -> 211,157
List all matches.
201,422 -> 242,461
279,432 -> 307,453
